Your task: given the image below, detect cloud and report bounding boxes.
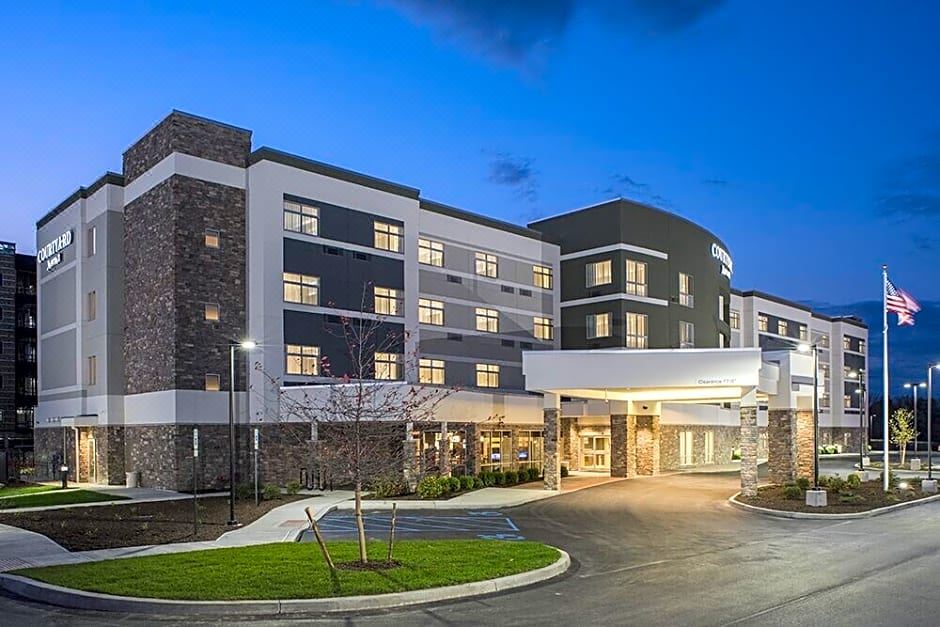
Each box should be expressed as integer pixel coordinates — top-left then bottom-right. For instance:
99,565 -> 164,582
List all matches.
600,172 -> 671,208
702,178 -> 729,186
487,152 -> 538,202
876,136 -> 940,219
385,0 -> 726,69
913,235 -> 935,252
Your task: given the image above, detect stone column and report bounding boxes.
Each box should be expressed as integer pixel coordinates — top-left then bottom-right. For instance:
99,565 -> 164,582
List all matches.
768,409 -> 797,484
740,396 -> 759,497
610,414 -> 637,478
440,420 -> 451,476
636,416 -> 660,476
464,422 -> 479,476
543,393 -> 561,490
402,423 -> 420,491
795,410 -> 816,480
561,417 -> 580,471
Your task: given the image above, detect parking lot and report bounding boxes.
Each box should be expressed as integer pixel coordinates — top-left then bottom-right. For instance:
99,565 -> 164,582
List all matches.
300,510 -> 525,542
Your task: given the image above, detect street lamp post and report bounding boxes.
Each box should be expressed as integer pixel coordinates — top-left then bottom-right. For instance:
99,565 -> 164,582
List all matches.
929,365 -> 939,481
852,370 -> 866,471
228,339 -> 257,527
904,382 -> 926,454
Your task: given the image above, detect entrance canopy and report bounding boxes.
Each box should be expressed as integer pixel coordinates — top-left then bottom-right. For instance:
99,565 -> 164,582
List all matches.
523,348 -> 766,403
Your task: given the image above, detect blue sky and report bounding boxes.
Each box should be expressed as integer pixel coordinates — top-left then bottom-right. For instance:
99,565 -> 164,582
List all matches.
1,1 -> 937,377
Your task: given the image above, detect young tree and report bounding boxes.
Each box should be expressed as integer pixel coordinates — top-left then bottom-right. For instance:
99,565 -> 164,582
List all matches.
890,407 -> 917,466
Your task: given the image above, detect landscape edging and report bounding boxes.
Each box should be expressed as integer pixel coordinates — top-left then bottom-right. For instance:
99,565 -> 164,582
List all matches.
728,490 -> 940,519
0,548 -> 570,616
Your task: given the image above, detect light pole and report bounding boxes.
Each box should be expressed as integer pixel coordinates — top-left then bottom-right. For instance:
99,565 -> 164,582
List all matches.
929,364 -> 939,480
797,342 -> 820,488
228,339 -> 257,527
850,370 -> 866,470
904,382 -> 926,454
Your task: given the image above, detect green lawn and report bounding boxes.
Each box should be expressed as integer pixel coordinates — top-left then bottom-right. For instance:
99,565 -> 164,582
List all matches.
0,484 -> 59,499
15,540 -> 560,600
0,488 -> 127,509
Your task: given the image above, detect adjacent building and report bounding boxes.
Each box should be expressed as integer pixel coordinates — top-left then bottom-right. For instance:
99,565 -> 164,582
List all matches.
0,242 -> 37,449
34,111 -> 869,489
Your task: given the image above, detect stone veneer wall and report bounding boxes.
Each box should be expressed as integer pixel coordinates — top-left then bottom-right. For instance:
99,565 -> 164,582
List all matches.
819,427 -> 861,453
660,424 -> 768,472
768,409 -> 797,484
635,416 -> 660,476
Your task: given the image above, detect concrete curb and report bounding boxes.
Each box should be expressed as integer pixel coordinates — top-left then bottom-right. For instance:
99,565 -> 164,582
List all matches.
0,548 -> 570,616
728,491 -> 940,520
0,492 -> 228,514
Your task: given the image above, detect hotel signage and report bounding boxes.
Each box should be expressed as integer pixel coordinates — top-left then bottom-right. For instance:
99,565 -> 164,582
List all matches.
711,243 -> 733,278
38,230 -> 73,271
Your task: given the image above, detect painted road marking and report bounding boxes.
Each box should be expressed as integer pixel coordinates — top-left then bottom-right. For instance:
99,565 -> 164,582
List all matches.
307,511 -> 524,541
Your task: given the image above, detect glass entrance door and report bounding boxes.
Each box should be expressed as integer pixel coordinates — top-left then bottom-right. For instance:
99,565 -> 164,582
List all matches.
581,434 -> 610,470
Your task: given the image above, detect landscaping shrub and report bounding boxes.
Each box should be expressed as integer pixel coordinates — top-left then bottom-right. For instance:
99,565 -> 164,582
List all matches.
235,483 -> 253,501
447,476 -> 461,493
285,480 -> 302,496
504,470 -> 518,485
417,475 -> 444,499
493,471 -> 506,486
816,476 -> 830,488
560,465 -> 569,478
460,475 -> 475,491
480,471 -> 496,487
839,493 -> 864,504
795,477 -> 810,491
473,476 -> 484,489
369,476 -> 408,498
827,476 -> 846,493
526,466 -> 540,482
881,470 -> 899,490
438,477 -> 452,494
262,484 -> 281,501
846,474 -> 861,489
783,485 -> 803,500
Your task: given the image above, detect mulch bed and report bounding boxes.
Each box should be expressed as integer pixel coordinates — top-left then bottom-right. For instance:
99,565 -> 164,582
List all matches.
739,482 -> 935,514
0,495 -> 309,551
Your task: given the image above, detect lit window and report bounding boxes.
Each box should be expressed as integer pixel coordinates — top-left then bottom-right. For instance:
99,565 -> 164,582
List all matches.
475,252 -> 498,278
204,303 -> 220,321
679,273 -> 694,307
680,321 -> 695,349
586,312 -> 611,339
286,344 -> 320,376
375,352 -> 401,380
87,291 -> 97,321
626,313 -> 648,348
418,298 -> 444,325
419,358 -> 445,385
374,286 -> 401,316
204,228 -> 221,248
820,392 -> 831,408
778,320 -> 788,336
758,314 -> 769,332
718,294 -> 725,321
586,260 -> 612,287
820,363 -> 830,379
626,260 -> 647,296
418,238 -> 444,266
475,308 -> 499,333
719,333 -> 727,348
534,316 -> 553,341
283,200 -> 319,236
283,272 -> 319,305
86,355 -> 97,386
799,325 -> 808,341
374,221 -> 403,252
844,394 -> 852,408
819,334 -> 830,348
843,336 -> 852,351
859,339 -> 866,353
205,373 -> 221,391
87,226 -> 96,257
476,363 -> 500,388
730,309 -> 740,330
533,265 -> 553,289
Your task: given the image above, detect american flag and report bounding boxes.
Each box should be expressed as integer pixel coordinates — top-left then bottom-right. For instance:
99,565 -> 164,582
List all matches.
886,278 -> 921,326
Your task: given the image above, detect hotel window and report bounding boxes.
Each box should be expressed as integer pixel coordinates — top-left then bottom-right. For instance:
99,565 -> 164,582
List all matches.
859,339 -> 866,353
844,394 -> 853,408
680,321 -> 695,349
418,238 -> 444,266
375,352 -> 401,380
719,333 -> 727,348
86,291 -> 97,321
678,273 -> 694,307
205,373 -> 221,392
799,324 -> 808,341
86,355 -> 97,386
374,221 -> 403,252
204,228 -> 221,249
586,312 -> 611,339
778,320 -> 788,336
718,294 -> 726,321
626,312 -> 649,348
625,260 -> 647,296
820,363 -> 830,380
475,307 -> 499,333
283,272 -> 319,305
821,392 -> 831,409
283,200 -> 319,236
476,363 -> 500,388
418,298 -> 444,325
819,333 -> 830,348
533,264 -> 553,289
87,226 -> 96,257
730,310 -> 741,330
586,260 -> 612,287
286,344 -> 320,376
374,286 -> 402,316
843,336 -> 854,351
475,252 -> 498,278
534,316 -> 553,341
758,314 -> 769,332
419,358 -> 445,385
204,303 -> 220,321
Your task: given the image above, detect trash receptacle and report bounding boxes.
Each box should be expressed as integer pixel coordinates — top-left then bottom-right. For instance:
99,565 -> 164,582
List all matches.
126,471 -> 140,488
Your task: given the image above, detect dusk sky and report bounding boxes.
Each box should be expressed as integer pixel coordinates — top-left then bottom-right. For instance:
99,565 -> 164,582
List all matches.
1,1 -> 938,343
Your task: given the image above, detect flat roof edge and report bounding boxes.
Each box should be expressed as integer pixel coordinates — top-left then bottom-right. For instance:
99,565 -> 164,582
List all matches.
37,172 -> 125,229
420,198 -> 556,243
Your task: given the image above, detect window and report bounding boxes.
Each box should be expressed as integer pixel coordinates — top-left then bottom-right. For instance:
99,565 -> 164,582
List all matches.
730,309 -> 741,330
87,291 -> 97,321
679,431 -> 694,466
679,273 -> 694,307
586,260 -> 612,287
476,363 -> 500,388
680,321 -> 695,349
704,431 -> 715,464
799,324 -> 808,341
375,352 -> 401,380
844,394 -> 853,408
534,316 -> 553,341
778,320 -> 788,336
533,265 -> 553,289
819,334 -> 830,348
419,358 -> 445,384
758,314 -> 769,332
204,228 -> 220,249
820,392 -> 831,408
86,355 -> 97,386
418,238 -> 444,266
87,226 -> 96,257
718,294 -> 726,321
820,363 -> 830,380
719,333 -> 727,348
626,312 -> 648,348
625,260 -> 647,296
204,303 -> 220,321
286,344 -> 319,376
205,373 -> 221,391
475,252 -> 498,278
418,298 -> 444,325
475,307 -> 499,333
843,336 -> 852,351
859,339 -> 866,353
586,312 -> 611,339
374,286 -> 402,316
283,200 -> 319,236
283,272 -> 319,305
374,221 -> 403,252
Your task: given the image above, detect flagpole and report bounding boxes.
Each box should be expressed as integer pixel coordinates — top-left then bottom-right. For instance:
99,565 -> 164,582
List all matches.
883,265 -> 890,491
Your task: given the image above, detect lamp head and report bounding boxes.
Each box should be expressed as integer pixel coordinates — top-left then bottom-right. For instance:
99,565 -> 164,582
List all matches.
797,343 -> 811,353
904,383 -> 912,389
239,340 -> 258,350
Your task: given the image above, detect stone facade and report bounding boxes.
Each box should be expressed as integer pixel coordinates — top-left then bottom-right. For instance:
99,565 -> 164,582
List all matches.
635,416 -> 660,476
659,424 -> 760,471
819,427 -> 861,453
543,408 -> 560,490
609,414 -> 633,478
768,409 -> 797,484
739,406 -> 759,497
795,410 -> 815,480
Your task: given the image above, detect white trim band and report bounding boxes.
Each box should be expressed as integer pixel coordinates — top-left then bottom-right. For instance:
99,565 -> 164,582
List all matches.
560,242 -> 668,261
561,293 -> 670,308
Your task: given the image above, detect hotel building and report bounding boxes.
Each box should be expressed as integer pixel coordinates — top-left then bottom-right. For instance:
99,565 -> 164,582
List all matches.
0,242 -> 37,447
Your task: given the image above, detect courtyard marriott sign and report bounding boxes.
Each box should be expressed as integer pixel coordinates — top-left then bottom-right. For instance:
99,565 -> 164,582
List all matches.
38,230 -> 73,271
711,243 -> 733,278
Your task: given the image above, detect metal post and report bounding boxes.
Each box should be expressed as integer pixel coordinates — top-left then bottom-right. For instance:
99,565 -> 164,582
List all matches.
882,265 -> 890,492
813,346 -> 819,488
193,427 -> 199,536
913,385 -> 919,454
228,344 -> 239,527
253,426 -> 260,507
858,379 -> 866,471
929,368 -> 934,480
